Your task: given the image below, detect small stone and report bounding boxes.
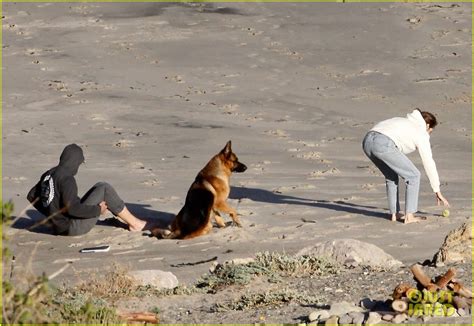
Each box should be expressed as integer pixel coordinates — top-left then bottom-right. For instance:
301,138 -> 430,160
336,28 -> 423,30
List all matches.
360,298 -> 376,310
450,310 -> 460,317
325,315 -> 339,325
329,301 -> 364,316
309,310 -> 330,322
338,313 -> 352,324
129,269 -> 178,289
422,315 -> 432,322
458,308 -> 467,316
382,314 -> 394,321
348,312 -> 365,325
392,313 -> 407,324
365,311 -> 381,325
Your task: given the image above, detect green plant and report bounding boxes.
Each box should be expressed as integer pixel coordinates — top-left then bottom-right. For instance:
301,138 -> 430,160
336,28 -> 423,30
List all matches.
213,288 -> 322,311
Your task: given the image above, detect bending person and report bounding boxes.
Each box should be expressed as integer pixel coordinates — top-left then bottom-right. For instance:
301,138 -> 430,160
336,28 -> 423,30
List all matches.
27,143 -> 146,235
362,109 -> 450,223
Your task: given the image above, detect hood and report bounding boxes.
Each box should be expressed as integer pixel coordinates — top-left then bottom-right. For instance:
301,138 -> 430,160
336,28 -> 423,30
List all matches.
58,144 -> 85,175
406,110 -> 427,130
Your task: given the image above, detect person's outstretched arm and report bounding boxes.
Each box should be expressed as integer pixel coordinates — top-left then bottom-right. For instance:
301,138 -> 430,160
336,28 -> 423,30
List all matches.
417,137 -> 450,207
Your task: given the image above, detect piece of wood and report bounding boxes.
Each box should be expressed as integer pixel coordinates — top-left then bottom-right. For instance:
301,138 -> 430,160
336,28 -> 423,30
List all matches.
392,283 -> 412,300
453,296 -> 469,309
435,268 -> 456,288
118,312 -> 159,323
410,264 -> 437,289
426,283 -> 440,292
392,299 -> 408,313
449,281 -> 473,298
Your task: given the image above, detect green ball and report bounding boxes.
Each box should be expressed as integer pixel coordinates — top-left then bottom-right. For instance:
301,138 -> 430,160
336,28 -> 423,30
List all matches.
442,209 -> 450,217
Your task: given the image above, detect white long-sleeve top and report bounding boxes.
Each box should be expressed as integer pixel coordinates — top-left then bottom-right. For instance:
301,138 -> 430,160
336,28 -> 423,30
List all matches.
371,110 -> 440,193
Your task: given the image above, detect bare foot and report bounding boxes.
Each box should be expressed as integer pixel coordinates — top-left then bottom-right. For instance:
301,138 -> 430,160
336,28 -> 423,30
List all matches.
129,219 -> 147,231
391,212 -> 404,222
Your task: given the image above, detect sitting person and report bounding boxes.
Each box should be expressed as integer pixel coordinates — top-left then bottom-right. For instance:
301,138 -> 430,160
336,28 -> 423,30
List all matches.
27,143 -> 147,235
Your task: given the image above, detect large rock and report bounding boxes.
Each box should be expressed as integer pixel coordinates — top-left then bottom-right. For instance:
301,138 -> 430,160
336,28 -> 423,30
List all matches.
328,301 -> 364,316
129,270 -> 178,289
296,239 -> 402,268
432,222 -> 472,266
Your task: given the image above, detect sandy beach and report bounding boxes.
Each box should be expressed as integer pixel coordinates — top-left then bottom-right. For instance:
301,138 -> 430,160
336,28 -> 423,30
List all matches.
2,2 -> 471,323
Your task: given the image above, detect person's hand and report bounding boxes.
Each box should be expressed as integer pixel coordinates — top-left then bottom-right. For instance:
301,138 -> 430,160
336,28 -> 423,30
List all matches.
99,201 -> 108,215
435,192 -> 450,207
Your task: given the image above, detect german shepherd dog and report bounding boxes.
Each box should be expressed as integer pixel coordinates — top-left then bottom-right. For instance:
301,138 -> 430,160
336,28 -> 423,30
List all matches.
152,141 -> 247,239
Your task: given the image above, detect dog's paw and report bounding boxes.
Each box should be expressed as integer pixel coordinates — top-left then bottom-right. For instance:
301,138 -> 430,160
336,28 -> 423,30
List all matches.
232,220 -> 243,228
151,228 -> 172,238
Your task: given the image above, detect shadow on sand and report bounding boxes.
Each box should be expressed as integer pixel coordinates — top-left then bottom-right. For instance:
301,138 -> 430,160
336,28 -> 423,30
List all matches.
230,186 -> 390,219
11,203 -> 175,234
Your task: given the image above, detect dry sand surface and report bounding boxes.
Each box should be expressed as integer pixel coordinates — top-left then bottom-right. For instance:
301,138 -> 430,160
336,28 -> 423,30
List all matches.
2,2 -> 472,323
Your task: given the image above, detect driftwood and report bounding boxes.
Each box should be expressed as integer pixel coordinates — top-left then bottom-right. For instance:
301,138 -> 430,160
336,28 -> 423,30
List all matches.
449,281 -> 473,299
392,299 -> 408,313
410,264 -> 437,289
392,283 -> 414,300
435,268 -> 456,289
391,265 -> 472,317
118,312 -> 159,323
453,296 -> 469,309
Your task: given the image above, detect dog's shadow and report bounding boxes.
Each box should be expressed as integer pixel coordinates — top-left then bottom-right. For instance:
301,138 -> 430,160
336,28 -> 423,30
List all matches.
230,186 -> 390,219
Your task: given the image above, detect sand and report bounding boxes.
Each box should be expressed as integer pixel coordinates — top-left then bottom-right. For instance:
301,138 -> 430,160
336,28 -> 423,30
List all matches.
2,1 -> 471,323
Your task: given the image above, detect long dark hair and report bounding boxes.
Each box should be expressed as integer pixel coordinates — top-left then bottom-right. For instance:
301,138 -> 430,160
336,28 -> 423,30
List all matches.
416,109 -> 438,128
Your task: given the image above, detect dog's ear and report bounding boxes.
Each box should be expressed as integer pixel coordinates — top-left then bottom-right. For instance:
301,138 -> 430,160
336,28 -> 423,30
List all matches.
221,140 -> 232,157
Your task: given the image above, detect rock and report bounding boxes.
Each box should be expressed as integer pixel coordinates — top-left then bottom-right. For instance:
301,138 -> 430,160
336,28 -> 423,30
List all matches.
360,298 -> 376,310
382,314 -> 394,321
392,313 -> 407,324
129,269 -> 178,289
432,222 -> 472,265
348,312 -> 365,325
224,257 -> 255,266
296,239 -> 402,268
308,310 -> 330,322
365,311 -> 381,325
325,315 -> 339,325
457,308 -> 467,316
338,313 -> 352,325
421,315 -> 431,323
328,301 -> 364,316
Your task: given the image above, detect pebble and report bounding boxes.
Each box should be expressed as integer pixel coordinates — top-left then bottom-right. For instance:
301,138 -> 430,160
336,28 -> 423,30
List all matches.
308,310 -> 330,322
365,312 -> 381,325
392,313 -> 407,324
338,313 -> 352,324
325,315 -> 339,325
329,301 -> 364,316
348,312 -> 365,325
382,314 -> 394,321
421,315 -> 432,323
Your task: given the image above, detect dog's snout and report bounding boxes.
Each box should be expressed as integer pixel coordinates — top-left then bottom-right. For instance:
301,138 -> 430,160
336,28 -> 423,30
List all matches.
234,162 -> 247,173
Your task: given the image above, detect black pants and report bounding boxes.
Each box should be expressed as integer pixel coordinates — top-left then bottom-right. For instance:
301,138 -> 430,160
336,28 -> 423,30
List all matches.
67,182 -> 125,236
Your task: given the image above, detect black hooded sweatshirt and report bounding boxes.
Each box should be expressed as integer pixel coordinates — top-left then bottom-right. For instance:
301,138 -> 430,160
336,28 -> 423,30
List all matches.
27,144 -> 101,234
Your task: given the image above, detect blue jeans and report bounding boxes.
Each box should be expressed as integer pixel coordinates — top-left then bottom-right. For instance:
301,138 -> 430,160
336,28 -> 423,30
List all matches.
362,131 -> 421,214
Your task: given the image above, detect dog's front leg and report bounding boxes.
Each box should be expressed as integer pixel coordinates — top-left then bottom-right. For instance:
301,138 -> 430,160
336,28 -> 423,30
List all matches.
214,201 -> 242,227
212,210 -> 226,228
